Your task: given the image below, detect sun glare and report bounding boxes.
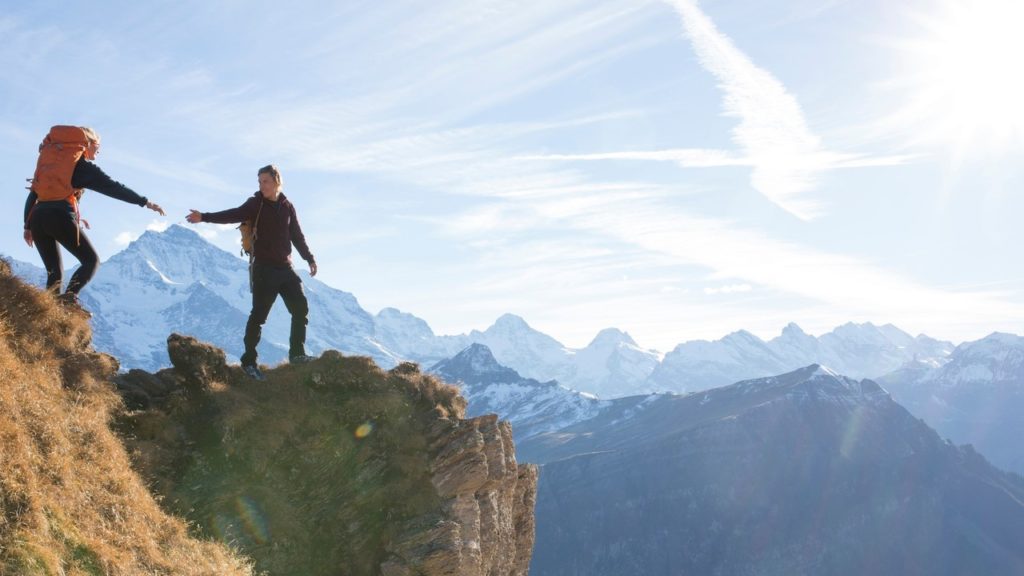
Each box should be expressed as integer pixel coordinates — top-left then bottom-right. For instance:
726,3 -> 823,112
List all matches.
896,0 -> 1024,157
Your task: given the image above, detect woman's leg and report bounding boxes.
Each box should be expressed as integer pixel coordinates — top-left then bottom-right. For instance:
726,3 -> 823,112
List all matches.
63,231 -> 100,294
29,205 -> 100,295
29,223 -> 63,293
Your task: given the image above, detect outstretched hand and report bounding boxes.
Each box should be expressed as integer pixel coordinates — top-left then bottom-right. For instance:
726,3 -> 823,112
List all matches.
310,262 -> 318,277
186,209 -> 202,224
146,201 -> 166,216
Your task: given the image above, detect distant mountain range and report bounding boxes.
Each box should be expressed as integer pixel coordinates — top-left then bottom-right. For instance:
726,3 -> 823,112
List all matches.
509,362 -> 1024,575
648,322 -> 952,393
434,344 -> 1024,574
6,225 -> 955,397
880,332 -> 1024,475
426,337 -> 1024,575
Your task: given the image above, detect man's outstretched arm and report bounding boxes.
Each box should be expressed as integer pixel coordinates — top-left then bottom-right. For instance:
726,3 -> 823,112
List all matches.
187,197 -> 259,224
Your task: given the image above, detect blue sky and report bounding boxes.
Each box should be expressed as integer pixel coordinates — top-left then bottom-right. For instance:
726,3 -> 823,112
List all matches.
3,0 -> 1023,351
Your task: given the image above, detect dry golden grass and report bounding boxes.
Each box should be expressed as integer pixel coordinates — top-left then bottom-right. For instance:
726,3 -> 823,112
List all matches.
0,261 -> 253,576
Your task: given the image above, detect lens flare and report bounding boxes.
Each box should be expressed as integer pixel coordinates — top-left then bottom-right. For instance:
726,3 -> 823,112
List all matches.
235,496 -> 271,544
891,0 -> 1024,157
355,422 -> 374,439
210,514 -> 234,541
840,405 -> 868,459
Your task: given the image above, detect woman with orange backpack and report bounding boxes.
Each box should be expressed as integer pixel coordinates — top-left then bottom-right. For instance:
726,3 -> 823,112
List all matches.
22,126 -> 166,309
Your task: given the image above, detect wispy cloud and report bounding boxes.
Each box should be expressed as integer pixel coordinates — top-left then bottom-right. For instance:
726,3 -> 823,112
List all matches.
513,0 -> 917,220
435,172 -> 1024,343
154,1 -> 660,172
668,0 -> 835,219
705,283 -> 753,295
519,149 -> 917,170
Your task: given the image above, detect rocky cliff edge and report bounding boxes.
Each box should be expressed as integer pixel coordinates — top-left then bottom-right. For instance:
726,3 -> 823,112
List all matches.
0,260 -> 536,576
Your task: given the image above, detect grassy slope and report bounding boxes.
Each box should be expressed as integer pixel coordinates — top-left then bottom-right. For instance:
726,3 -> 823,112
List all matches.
0,261 -> 252,576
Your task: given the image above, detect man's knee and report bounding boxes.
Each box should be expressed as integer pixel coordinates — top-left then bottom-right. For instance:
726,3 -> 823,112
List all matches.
248,313 -> 270,327
247,305 -> 273,326
290,294 -> 309,322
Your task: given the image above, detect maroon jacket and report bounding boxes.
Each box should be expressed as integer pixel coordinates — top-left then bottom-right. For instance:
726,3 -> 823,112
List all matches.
202,192 -> 315,267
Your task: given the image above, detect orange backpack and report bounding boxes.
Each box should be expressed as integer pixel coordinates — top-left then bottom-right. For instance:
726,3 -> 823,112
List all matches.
31,125 -> 92,203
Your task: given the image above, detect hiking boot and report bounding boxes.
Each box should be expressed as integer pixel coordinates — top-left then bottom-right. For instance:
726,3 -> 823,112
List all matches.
57,292 -> 92,318
242,364 -> 265,381
289,354 -> 316,364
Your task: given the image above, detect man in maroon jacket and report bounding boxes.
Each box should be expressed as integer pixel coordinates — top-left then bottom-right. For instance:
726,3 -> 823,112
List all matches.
186,164 -> 317,380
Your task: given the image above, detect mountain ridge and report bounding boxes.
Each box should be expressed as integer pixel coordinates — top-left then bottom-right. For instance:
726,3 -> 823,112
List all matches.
520,363 -> 1024,575
2,225 -> 958,396
880,331 -> 1024,475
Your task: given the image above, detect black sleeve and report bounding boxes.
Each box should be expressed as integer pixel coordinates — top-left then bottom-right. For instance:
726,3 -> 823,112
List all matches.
24,191 -> 37,229
201,196 -> 260,225
70,159 -> 148,207
289,204 -> 316,264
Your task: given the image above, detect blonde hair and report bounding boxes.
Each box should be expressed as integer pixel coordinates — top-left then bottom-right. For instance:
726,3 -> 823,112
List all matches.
80,126 -> 100,145
258,164 -> 283,189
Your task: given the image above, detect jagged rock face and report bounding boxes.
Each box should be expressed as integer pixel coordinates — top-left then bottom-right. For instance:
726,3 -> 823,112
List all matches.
117,335 -> 536,576
385,414 -> 536,576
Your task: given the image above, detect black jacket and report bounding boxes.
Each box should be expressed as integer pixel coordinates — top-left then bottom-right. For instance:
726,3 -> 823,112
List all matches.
23,158 -> 148,228
201,192 -> 315,267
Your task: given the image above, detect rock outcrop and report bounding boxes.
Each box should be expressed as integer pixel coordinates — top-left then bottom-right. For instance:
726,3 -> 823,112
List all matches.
117,335 -> 537,576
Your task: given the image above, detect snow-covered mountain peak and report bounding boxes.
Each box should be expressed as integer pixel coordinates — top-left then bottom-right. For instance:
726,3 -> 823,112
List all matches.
965,332 -> 1024,351
375,307 -> 435,336
831,321 -> 882,339
780,322 -> 809,339
108,225 -> 243,287
804,364 -> 885,399
129,225 -> 229,260
587,328 -> 637,349
827,322 -> 914,348
809,364 -> 840,379
719,365 -> 887,412
723,329 -> 761,343
442,343 -> 510,377
430,344 -> 605,442
877,323 -> 915,347
767,364 -> 886,401
140,223 -> 204,244
932,333 -> 1024,384
489,313 -> 532,333
771,322 -> 819,354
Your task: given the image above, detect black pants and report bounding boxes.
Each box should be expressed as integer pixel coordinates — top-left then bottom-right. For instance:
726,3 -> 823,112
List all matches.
29,202 -> 99,294
241,263 -> 309,366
